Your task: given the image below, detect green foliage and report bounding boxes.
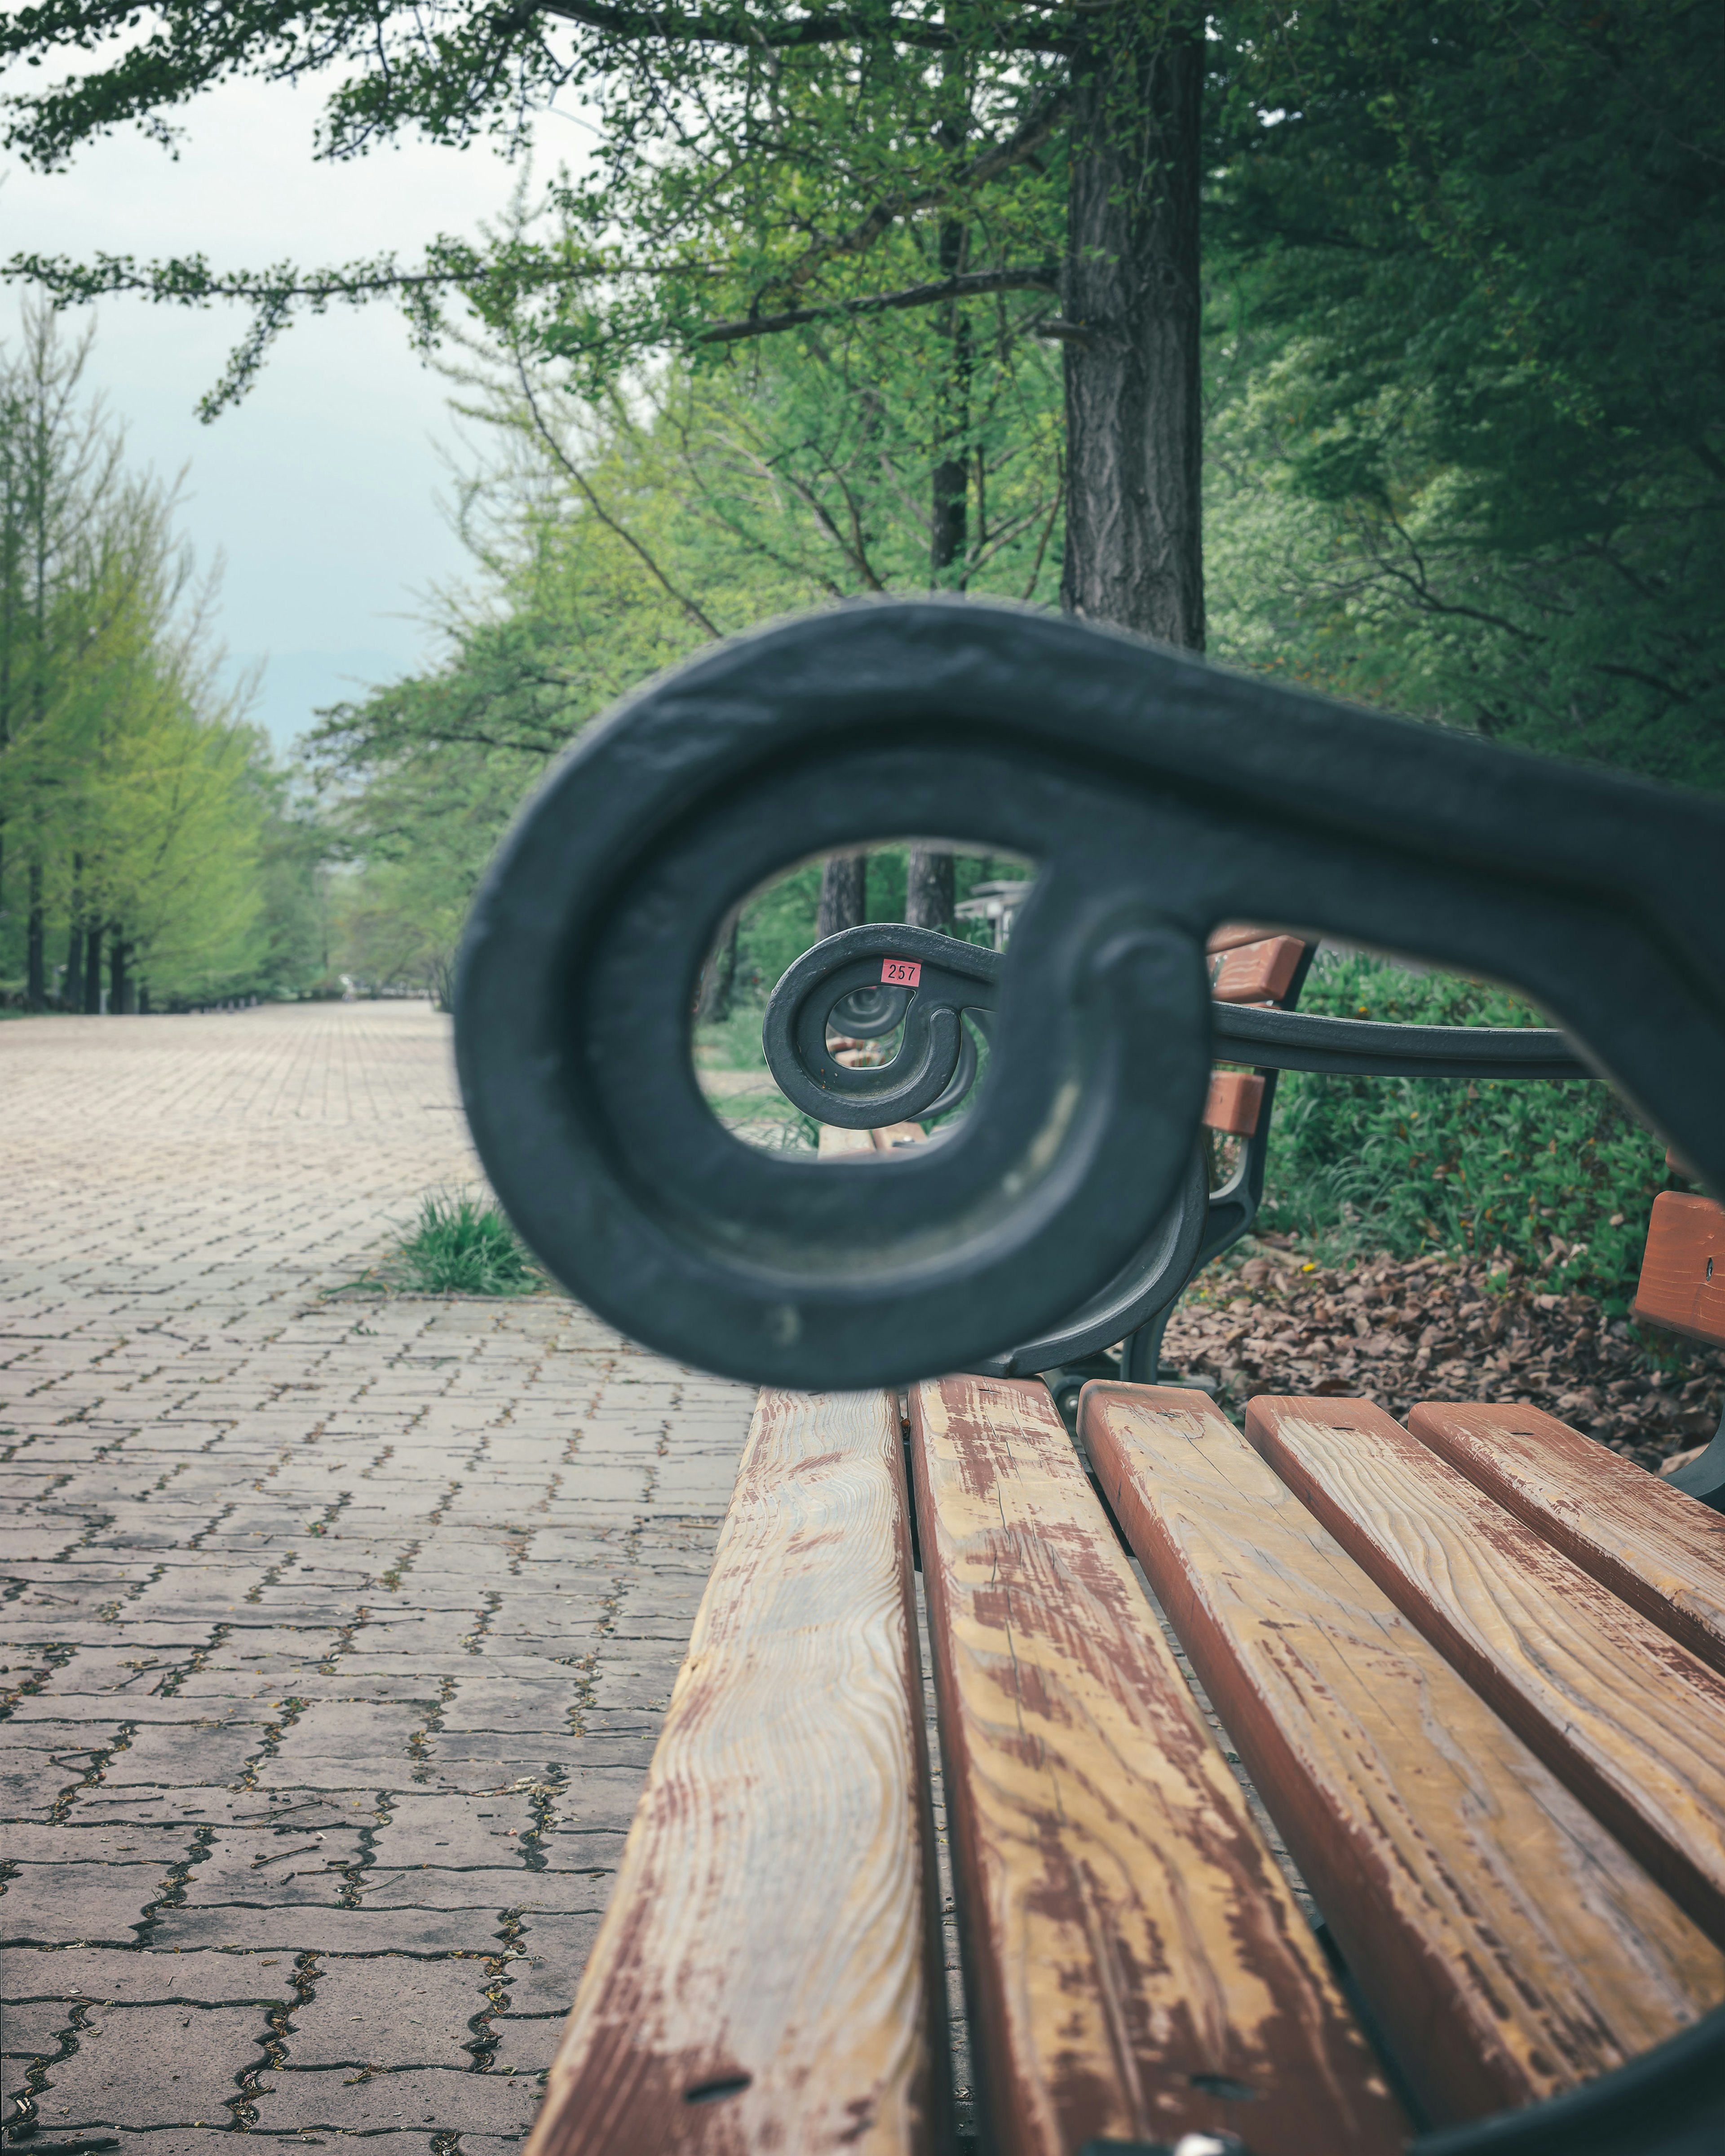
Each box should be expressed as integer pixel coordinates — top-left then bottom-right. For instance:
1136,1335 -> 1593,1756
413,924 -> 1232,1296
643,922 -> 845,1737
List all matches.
1260,954 -> 1669,1304
1208,0 -> 1725,787
393,1189 -> 544,1295
0,302 -> 319,1008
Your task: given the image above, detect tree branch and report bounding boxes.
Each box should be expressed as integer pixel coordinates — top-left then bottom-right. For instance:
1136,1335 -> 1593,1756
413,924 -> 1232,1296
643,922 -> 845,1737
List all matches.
529,0 -> 1067,52
511,354 -> 724,639
698,263 -> 1056,342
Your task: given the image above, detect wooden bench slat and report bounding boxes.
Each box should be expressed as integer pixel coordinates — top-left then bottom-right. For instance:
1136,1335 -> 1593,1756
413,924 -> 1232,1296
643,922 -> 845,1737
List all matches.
1212,935 -> 1305,1005
1208,921 -> 1285,954
1082,1382 -> 1725,2127
1408,1401 -> 1725,1676
1246,1394 -> 1725,1948
818,1121 -> 879,1158
908,1373 -> 1406,2156
1203,1068 -> 1266,1136
1632,1191 -> 1725,1349
526,1388 -> 947,2156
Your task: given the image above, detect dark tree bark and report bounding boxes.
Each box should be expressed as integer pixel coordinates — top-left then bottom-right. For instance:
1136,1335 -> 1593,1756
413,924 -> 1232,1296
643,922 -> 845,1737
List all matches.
930,212 -> 971,593
109,926 -> 128,1016
25,858 -> 45,1007
905,845 -> 955,931
64,854 -> 84,1010
817,852 -> 867,939
83,923 -> 102,1013
1060,11 -> 1205,649
694,907 -> 741,1021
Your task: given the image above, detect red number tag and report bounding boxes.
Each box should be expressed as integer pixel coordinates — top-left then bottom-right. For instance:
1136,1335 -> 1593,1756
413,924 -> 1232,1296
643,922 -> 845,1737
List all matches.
881,958 -> 921,987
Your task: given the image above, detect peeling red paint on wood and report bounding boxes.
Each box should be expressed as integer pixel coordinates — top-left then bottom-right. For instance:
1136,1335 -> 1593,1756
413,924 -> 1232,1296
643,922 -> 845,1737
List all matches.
1408,1400 -> 1725,1676
1633,1192 -> 1725,1350
1246,1394 -> 1725,1949
524,1388 -> 947,2156
910,1373 -> 1405,2156
1084,1382 -> 1725,2128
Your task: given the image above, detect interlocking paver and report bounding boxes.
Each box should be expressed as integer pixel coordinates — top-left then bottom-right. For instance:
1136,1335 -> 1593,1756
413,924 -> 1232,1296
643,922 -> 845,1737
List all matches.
1,1003 -> 757,2149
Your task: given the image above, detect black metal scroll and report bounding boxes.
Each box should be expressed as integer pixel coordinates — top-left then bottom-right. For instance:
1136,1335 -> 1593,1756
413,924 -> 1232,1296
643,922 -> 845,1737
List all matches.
762,922 -> 1591,1120
455,599 -> 1725,1396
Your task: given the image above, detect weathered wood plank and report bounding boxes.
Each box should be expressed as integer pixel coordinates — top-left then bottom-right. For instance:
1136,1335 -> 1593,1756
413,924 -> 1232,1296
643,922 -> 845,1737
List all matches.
1247,1394 -> 1725,1948
1203,1069 -> 1266,1136
818,1121 -> 879,1158
1408,1400 -> 1725,1675
526,1388 -> 947,2156
1083,1382 -> 1725,2126
909,1373 -> 1405,2156
1212,935 -> 1305,1005
1632,1191 -> 1725,1350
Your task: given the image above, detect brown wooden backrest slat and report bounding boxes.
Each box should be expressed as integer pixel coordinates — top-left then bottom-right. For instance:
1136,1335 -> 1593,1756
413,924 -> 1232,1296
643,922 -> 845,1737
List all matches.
1245,1394 -> 1725,1949
1203,1069 -> 1266,1138
1633,1191 -> 1725,1349
1213,934 -> 1305,1006
525,1389 -> 947,2156
909,1374 -> 1405,2156
1407,1401 -> 1725,1676
1081,1381 -> 1725,2128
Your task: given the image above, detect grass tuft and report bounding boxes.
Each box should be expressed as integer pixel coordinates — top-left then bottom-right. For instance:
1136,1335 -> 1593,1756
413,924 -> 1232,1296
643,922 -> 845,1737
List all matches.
394,1189 -> 544,1296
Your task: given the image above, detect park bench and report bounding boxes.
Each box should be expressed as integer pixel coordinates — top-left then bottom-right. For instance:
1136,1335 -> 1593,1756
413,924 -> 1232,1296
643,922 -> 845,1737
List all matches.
454,600 -> 1725,2155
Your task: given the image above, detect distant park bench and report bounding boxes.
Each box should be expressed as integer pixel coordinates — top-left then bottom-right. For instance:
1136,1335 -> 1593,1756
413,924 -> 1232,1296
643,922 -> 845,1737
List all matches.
456,600 -> 1725,2156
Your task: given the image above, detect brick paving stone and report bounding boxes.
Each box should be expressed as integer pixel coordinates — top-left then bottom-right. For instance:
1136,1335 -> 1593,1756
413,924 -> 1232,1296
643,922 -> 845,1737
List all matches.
0,1948 -> 304,2005
1,1004 -> 757,2150
278,1956 -> 495,2070
483,2019 -> 563,2076
258,2064 -> 543,2135
499,1915 -> 608,2015
28,2002 -> 272,2129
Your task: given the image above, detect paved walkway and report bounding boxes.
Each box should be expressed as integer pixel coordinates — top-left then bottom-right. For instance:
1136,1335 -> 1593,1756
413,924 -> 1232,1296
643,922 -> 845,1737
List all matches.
1,1003 -> 757,2155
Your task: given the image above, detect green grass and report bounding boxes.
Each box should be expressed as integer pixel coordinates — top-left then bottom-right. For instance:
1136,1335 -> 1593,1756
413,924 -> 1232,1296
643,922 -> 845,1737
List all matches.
1258,953 -> 1673,1308
393,1190 -> 545,1295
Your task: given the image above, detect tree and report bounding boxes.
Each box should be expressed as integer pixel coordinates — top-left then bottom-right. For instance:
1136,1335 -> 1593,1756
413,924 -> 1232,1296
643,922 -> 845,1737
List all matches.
3,0 -> 1208,649
1204,0 -> 1725,786
0,304 -> 288,1008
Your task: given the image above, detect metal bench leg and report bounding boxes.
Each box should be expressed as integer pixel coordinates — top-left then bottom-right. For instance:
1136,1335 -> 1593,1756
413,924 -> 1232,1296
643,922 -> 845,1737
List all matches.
1662,1403 -> 1725,1511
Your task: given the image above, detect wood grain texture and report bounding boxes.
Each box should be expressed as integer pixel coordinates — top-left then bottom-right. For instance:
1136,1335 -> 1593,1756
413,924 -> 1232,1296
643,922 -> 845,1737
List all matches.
1203,1069 -> 1266,1136
1212,935 -> 1305,1004
1082,1382 -> 1725,2126
818,1122 -> 879,1158
1246,1394 -> 1725,1948
1632,1192 -> 1725,1349
1208,921 -> 1283,954
526,1388 -> 947,2156
909,1373 -> 1405,2156
1408,1401 -> 1725,1676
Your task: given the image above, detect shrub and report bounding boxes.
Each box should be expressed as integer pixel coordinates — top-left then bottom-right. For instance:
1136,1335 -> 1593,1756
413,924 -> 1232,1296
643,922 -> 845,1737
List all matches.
1259,954 -> 1670,1308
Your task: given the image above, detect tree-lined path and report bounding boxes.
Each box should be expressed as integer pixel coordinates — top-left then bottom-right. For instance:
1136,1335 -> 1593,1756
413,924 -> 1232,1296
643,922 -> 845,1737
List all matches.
0,1001 -> 756,2151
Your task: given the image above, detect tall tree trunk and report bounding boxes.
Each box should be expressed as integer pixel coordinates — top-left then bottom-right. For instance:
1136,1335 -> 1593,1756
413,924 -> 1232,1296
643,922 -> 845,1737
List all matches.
1060,11 -> 1205,649
817,853 -> 867,940
109,924 -> 127,1016
911,195 -> 970,936
83,922 -> 102,1013
25,857 -> 45,1007
906,847 -> 956,932
694,908 -> 741,1023
64,852 -> 83,1010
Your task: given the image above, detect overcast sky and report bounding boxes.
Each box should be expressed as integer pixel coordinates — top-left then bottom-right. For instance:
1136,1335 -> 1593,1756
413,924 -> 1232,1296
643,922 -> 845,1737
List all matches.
2,64 -> 541,751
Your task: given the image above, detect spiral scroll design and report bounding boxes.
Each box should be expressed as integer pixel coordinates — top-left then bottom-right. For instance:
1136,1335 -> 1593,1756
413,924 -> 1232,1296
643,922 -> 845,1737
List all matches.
456,599 -> 1725,1392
